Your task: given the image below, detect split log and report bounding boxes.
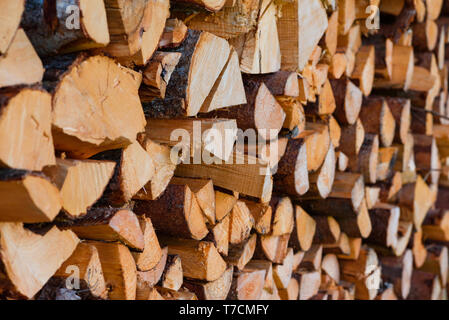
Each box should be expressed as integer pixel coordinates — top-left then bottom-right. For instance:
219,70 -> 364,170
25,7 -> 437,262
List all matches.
133,184 -> 208,241
170,177 -> 215,224
215,190 -> 237,221
227,269 -> 266,300
202,79 -> 286,141
254,234 -> 290,264
366,203 -> 400,249
175,152 -> 273,203
307,143 -> 336,199
407,270 -> 441,300
160,237 -> 227,281
380,249 -> 413,299
132,217 -> 162,271
243,200 -> 271,235
52,243 -> 107,299
43,158 -> 115,218
142,118 -> 237,163
313,216 -> 341,245
289,205 -> 316,252
143,30 -> 230,117
0,0 -> 25,54
92,141 -> 155,206
87,240 -> 137,300
159,19 -> 188,49
338,118 -> 365,163
0,29 -> 44,88
349,133 -> 379,184
293,270 -> 321,300
159,254 -> 183,291
207,214 -> 230,255
273,138 -> 309,197
0,169 -> 61,223
226,234 -> 257,270
229,200 -> 254,245
422,209 -> 449,241
269,196 -> 294,236
102,0 -> 170,65
277,0 -> 328,71
133,139 -> 176,201
385,97 -> 411,145
139,52 -> 182,101
0,86 -> 55,170
46,55 -> 146,159
136,247 -> 168,291
351,46 -> 375,96
57,207 -> 145,250
359,97 -> 396,147
376,147 -> 399,181
22,0 -> 109,56
183,267 -> 233,300
338,237 -> 362,260
0,223 -> 78,299
330,78 -> 362,125
419,244 -> 448,286
299,245 -> 322,272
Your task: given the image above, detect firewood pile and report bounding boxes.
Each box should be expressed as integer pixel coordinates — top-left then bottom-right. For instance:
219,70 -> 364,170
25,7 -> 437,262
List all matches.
1,0 -> 449,300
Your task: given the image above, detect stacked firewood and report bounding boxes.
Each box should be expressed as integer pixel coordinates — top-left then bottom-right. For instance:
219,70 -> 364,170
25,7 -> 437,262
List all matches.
1,0 -> 449,300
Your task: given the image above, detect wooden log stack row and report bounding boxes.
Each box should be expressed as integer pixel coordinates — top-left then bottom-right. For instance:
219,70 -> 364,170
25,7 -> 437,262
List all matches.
1,0 -> 449,300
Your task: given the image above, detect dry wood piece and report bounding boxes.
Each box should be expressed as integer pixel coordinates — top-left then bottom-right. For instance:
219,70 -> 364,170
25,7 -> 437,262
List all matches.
351,46 -> 375,96
57,207 -> 145,250
144,30 -> 230,117
330,78 -> 362,125
0,86 -> 55,170
254,234 -> 290,264
349,133 -> 379,184
273,138 -> 309,197
324,232 -> 351,256
380,249 -> 413,299
299,245 -> 323,271
398,176 -> 435,229
269,197 -> 294,236
385,97 -> 411,145
304,123 -> 331,172
132,217 -> 162,271
413,20 -> 439,51
87,240 -> 137,300
208,214 -> 230,256
337,200 -> 372,239
53,243 -> 107,299
338,237 -> 362,260
44,159 -> 115,218
92,141 -> 154,206
22,0 -> 109,56
0,29 -> 44,88
140,52 -> 182,101
277,97 -> 305,132
200,49 -> 247,113
215,190 -> 237,221
159,19 -> 188,49
407,270 -> 441,300
340,246 -> 380,300
203,80 -> 286,141
359,97 -> 396,147
226,234 -> 257,270
419,244 -> 448,286
233,0 -> 281,74
143,118 -> 237,163
245,72 -> 299,97
244,200 -> 271,235
134,184 -> 207,241
102,0 -> 169,65
244,260 -> 275,294
289,205 -> 316,252
277,0 -> 328,71
133,139 -> 176,201
0,169 -> 61,223
0,223 -> 78,299
422,209 -> 449,241
227,269 -> 266,300
313,216 -> 341,245
322,254 -> 340,283
293,270 -> 321,300
47,55 -> 146,159
136,247 -> 168,292
366,203 -> 400,249
171,177 -> 215,224
0,0 -> 24,54
183,267 -> 233,300
161,237 -> 227,281
229,200 -> 254,245
175,152 -> 273,203
308,143 -> 336,199
159,255 -> 183,291
338,118 -> 365,162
